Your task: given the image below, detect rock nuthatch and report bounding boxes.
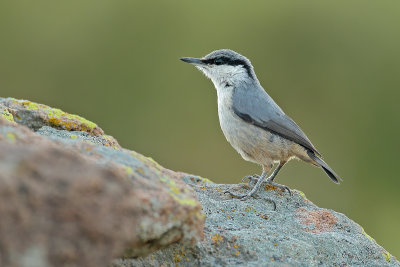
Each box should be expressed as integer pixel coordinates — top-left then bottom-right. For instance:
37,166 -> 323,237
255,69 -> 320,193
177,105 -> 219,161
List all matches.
181,49 -> 341,206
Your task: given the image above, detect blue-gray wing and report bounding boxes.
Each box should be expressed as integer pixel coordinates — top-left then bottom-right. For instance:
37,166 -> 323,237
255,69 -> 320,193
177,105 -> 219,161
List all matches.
232,86 -> 321,156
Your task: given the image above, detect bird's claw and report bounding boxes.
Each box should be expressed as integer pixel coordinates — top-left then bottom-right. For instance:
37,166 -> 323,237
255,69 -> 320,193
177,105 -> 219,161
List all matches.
241,174 -> 260,183
283,186 -> 292,196
267,182 -> 292,196
224,190 -> 247,199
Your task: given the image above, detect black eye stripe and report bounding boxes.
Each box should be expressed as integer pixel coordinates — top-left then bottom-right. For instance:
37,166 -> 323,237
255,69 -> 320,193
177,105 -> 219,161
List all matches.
202,57 -> 228,65
214,58 -> 224,65
202,57 -> 246,66
201,57 -> 254,79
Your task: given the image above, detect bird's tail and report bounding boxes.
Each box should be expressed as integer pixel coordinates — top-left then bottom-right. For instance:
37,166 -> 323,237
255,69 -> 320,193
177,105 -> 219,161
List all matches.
307,150 -> 341,184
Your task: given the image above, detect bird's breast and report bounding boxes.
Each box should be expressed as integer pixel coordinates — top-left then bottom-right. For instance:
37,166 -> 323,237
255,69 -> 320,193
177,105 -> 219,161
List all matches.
215,85 -> 297,165
216,87 -> 261,162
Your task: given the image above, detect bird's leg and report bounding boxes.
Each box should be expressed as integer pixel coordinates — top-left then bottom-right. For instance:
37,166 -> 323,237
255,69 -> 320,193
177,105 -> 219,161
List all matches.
241,164 -> 275,185
225,162 -> 291,203
264,162 -> 292,196
225,170 -> 270,201
242,162 -> 291,195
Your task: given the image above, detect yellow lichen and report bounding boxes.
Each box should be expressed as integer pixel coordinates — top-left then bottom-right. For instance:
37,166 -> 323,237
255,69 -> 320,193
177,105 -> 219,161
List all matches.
6,132 -> 16,143
382,251 -> 391,262
159,175 -> 198,206
211,233 -> 223,244
122,165 -> 134,175
361,227 -> 376,242
173,247 -> 188,264
21,101 -> 39,110
197,176 -> 214,184
128,150 -> 201,207
235,250 -> 240,256
70,135 -> 78,139
298,190 -> 307,199
1,108 -> 14,123
130,150 -> 164,170
102,135 -> 113,141
173,253 -> 181,263
146,156 -> 158,164
17,99 -> 98,133
135,167 -> 145,175
67,114 -> 97,130
258,213 -> 269,220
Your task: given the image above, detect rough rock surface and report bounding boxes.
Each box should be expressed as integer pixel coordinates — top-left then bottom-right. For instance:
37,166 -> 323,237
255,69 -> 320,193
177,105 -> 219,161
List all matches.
0,97 -> 104,136
114,179 -> 399,267
0,97 -> 204,267
0,97 -> 398,267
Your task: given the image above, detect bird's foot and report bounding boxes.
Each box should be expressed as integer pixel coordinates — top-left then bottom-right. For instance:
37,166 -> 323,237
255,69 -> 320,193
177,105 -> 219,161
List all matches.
224,190 -> 276,210
242,176 -> 292,196
265,181 -> 292,196
241,174 -> 260,184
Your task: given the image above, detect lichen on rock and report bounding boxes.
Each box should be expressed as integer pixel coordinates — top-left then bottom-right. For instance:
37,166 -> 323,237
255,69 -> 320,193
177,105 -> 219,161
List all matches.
0,97 -> 103,136
0,104 -> 15,123
115,177 -> 400,267
0,97 -> 398,267
0,97 -> 204,267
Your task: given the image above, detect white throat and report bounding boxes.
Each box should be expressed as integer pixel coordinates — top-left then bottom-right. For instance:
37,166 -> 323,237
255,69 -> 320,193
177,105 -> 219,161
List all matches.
197,65 -> 249,90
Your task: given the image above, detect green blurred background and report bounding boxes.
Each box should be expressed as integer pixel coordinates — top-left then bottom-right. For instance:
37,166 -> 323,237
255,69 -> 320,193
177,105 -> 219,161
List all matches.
1,0 -> 399,257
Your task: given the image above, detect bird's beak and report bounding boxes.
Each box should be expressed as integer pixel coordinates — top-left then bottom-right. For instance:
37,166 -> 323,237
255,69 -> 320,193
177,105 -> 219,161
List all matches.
180,57 -> 204,65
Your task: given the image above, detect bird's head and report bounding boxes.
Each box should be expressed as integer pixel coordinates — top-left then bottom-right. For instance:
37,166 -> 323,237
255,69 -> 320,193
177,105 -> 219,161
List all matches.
180,49 -> 256,88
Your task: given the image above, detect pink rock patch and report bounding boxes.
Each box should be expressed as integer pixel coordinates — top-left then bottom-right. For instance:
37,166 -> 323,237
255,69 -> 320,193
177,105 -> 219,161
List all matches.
297,208 -> 337,233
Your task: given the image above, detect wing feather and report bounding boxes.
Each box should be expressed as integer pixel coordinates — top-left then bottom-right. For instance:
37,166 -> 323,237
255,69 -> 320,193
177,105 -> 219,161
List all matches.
232,85 -> 321,156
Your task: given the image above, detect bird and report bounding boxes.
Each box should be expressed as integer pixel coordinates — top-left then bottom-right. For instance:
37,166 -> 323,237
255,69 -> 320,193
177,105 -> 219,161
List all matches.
180,49 -> 341,205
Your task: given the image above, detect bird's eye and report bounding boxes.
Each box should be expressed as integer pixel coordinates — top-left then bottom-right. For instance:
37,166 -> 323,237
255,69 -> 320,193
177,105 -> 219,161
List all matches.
214,58 -> 224,65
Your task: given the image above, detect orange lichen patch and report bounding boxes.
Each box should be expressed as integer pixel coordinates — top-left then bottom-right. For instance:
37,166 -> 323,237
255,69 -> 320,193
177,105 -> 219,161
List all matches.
264,184 -> 278,191
296,208 -> 337,233
211,233 -> 223,244
173,247 -> 189,263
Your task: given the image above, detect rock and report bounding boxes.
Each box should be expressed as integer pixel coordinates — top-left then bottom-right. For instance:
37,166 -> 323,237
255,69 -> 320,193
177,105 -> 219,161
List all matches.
0,98 -> 204,267
1,97 -> 398,267
114,179 -> 399,267
0,104 -> 15,123
0,97 -> 104,136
